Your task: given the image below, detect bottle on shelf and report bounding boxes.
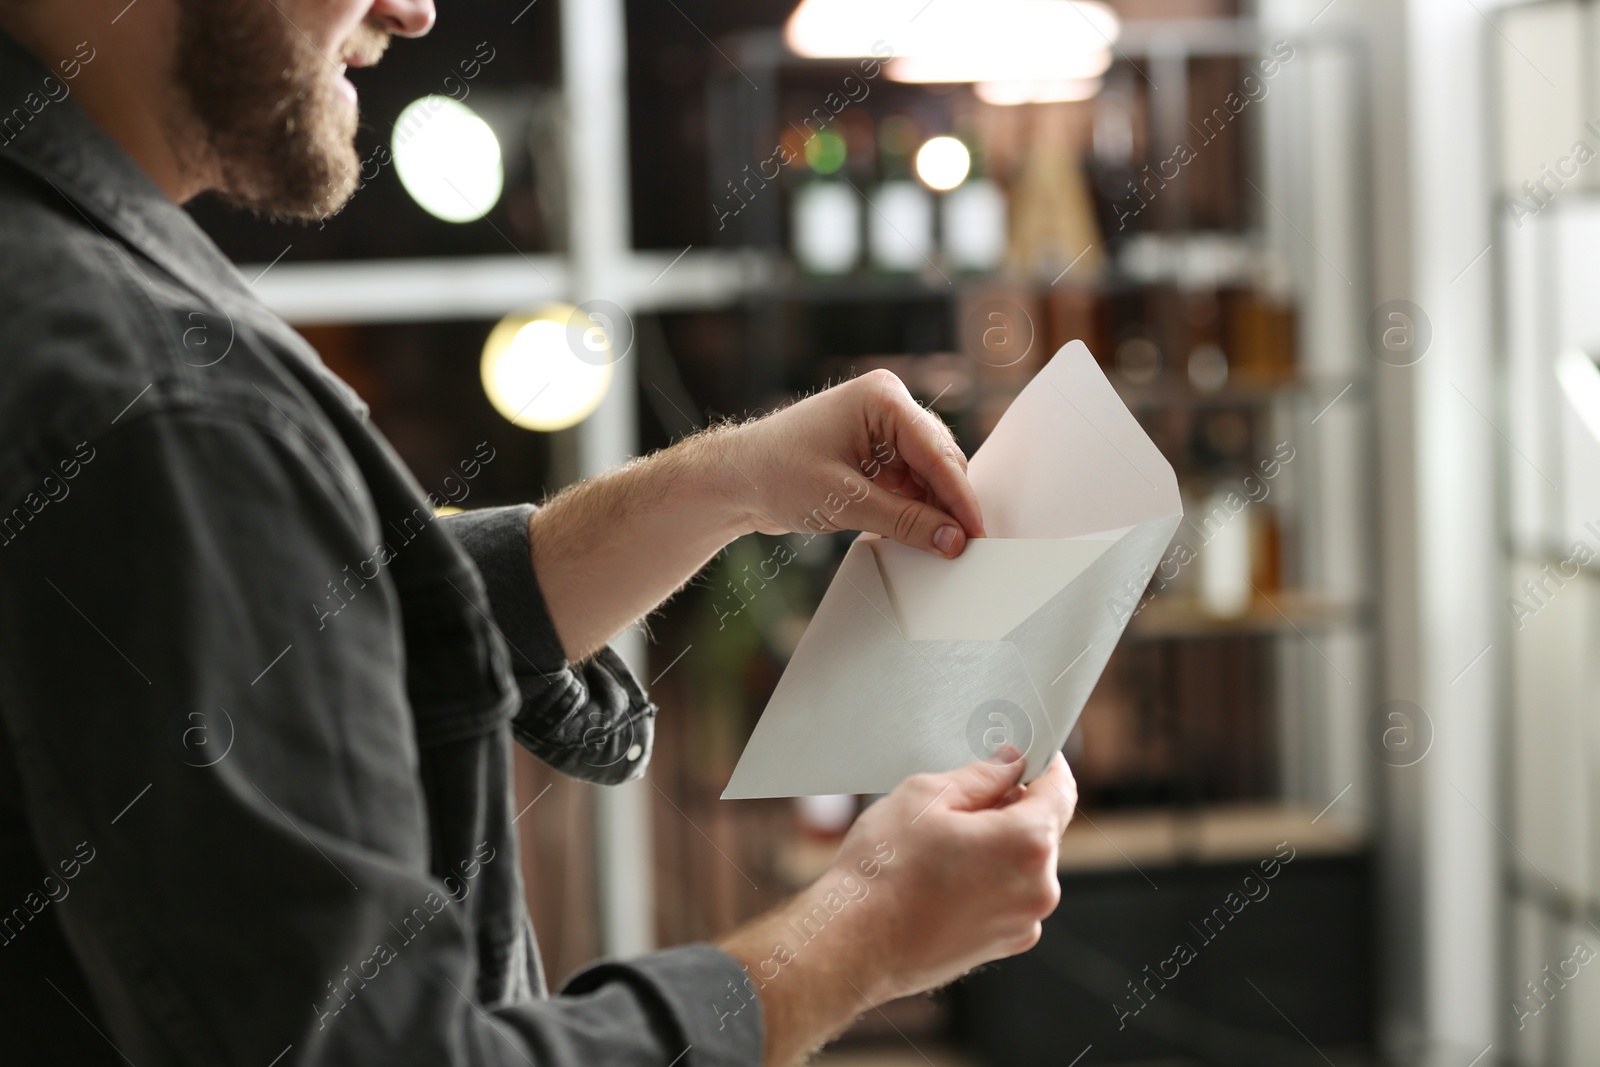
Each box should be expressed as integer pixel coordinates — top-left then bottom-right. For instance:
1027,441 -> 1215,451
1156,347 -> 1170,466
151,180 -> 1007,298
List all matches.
1223,286 -> 1297,384
939,135 -> 1008,274
792,181 -> 861,275
868,114 -> 935,273
1195,478 -> 1253,618
1007,110 -> 1104,283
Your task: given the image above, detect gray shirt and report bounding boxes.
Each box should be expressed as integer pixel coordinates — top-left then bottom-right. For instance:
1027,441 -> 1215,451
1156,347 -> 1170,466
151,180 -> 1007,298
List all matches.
0,28 -> 761,1067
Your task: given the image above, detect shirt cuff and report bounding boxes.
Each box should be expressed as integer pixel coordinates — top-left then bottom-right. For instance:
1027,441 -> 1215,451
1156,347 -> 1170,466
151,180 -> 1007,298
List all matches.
440,503 -> 566,672
562,944 -> 766,1067
440,504 -> 657,786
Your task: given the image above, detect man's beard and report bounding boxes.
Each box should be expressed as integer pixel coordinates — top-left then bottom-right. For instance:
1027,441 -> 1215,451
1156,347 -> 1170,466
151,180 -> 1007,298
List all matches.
172,0 -> 387,222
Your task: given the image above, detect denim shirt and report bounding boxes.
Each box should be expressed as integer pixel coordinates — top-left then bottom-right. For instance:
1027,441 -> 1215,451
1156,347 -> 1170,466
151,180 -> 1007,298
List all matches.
0,29 -> 760,1067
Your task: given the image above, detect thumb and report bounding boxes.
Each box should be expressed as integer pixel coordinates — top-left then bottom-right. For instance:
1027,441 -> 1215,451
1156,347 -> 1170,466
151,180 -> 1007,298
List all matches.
856,483 -> 968,559
940,746 -> 1028,811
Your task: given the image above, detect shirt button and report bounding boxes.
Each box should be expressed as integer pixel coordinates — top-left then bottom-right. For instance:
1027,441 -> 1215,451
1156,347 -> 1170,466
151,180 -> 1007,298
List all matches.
626,744 -> 642,761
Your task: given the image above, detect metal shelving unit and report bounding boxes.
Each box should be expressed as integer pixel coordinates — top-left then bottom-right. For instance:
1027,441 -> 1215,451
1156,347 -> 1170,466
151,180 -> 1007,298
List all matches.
235,5 -> 1381,990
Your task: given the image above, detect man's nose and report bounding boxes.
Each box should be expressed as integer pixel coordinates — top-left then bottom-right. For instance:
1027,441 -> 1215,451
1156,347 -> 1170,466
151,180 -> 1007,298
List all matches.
369,0 -> 435,37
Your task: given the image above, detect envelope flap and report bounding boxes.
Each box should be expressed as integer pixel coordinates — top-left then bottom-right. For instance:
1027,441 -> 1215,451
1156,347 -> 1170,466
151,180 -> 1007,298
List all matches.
968,340 -> 1181,538
722,539 -> 1054,798
872,536 -> 1118,641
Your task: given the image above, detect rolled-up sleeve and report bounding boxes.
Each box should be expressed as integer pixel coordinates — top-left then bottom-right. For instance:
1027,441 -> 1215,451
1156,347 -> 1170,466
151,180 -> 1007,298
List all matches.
441,504 -> 656,784
0,405 -> 760,1066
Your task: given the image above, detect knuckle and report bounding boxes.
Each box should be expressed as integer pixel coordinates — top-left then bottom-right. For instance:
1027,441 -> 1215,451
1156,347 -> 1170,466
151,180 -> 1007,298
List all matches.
1014,922 -> 1043,954
1032,877 -> 1061,917
1056,782 -> 1079,813
1019,833 -> 1054,867
1010,821 -> 1057,867
893,499 -> 924,543
902,772 -> 943,807
863,367 -> 902,393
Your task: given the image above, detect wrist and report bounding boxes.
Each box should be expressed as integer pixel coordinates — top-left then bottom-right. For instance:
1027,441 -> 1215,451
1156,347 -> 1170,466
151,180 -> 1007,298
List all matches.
679,423 -> 762,542
715,865 -> 899,1066
812,860 -> 901,1006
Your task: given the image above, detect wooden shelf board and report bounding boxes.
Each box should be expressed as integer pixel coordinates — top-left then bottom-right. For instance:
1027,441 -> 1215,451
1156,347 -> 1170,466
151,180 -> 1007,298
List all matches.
1059,802 -> 1364,874
1127,590 -> 1365,640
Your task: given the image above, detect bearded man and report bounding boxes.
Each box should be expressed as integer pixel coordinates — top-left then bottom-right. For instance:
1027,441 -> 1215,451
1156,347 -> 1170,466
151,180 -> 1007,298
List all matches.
0,2 -> 1076,1065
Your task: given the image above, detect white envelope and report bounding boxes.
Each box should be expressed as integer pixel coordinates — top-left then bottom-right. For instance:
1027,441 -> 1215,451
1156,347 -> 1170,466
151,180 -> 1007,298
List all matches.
722,341 -> 1184,798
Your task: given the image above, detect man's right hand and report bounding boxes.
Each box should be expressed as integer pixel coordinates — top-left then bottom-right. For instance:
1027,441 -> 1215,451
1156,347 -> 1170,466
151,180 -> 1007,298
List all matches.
717,748 -> 1077,1066
830,747 -> 1077,1003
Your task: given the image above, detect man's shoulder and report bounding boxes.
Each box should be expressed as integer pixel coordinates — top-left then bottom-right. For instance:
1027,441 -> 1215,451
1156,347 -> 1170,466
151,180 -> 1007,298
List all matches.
0,160 -> 139,304
0,165 -> 253,473
0,162 -> 177,368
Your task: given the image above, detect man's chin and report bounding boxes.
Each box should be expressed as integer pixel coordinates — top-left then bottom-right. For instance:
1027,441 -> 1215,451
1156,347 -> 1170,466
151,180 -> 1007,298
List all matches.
216,148 -> 360,225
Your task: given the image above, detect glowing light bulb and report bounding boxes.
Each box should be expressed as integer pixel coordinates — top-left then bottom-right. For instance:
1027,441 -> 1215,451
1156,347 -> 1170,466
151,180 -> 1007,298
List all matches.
915,136 -> 971,191
975,78 -> 1105,106
392,95 -> 504,223
784,0 -> 1119,92
481,308 -> 613,431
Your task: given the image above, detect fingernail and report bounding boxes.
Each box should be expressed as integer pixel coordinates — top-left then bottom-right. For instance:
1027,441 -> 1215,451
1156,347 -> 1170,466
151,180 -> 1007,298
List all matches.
992,745 -> 1022,764
933,525 -> 958,553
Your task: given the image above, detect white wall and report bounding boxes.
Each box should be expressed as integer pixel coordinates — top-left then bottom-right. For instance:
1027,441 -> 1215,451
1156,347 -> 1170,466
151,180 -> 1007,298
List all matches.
1261,0 -> 1510,1061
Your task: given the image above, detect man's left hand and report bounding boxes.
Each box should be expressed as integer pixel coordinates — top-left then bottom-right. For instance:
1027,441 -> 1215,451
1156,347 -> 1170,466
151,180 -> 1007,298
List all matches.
728,369 -> 986,559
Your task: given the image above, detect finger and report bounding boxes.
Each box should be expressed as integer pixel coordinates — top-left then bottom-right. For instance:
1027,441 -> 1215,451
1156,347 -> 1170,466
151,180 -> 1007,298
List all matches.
888,400 -> 986,539
938,746 -> 1029,810
1010,752 -> 1077,832
854,482 -> 968,558
868,459 -> 923,500
864,373 -> 985,538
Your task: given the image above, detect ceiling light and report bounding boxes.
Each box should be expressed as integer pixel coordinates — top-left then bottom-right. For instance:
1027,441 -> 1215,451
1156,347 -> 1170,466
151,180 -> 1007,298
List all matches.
393,95 -> 504,223
914,136 -> 971,191
785,0 -> 1119,90
887,45 -> 1112,86
481,308 -> 613,432
976,77 -> 1106,106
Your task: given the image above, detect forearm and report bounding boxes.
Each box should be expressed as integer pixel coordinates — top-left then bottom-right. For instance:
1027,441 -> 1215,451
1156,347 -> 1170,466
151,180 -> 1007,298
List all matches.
528,371 -> 990,662
528,426 -> 754,661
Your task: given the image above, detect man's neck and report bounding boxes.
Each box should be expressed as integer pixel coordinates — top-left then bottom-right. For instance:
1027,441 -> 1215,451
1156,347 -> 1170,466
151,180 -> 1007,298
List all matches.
3,0 -> 212,203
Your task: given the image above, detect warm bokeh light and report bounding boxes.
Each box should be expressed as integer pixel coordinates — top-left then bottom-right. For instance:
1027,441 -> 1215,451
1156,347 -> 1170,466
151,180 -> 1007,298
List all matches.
914,136 -> 971,191
481,308 -> 613,431
887,47 -> 1112,86
393,96 -> 504,223
975,77 -> 1106,106
785,0 -> 1118,90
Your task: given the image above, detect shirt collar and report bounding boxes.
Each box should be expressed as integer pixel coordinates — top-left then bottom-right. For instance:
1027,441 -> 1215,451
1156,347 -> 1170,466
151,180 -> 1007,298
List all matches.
0,28 -> 258,307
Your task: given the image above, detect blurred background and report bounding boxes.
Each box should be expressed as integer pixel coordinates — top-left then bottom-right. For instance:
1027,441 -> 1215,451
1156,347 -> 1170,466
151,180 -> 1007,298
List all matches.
187,0 -> 1600,1064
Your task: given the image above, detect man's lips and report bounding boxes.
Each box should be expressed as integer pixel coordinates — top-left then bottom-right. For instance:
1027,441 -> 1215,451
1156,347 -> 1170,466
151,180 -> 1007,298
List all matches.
339,33 -> 390,70
336,63 -> 357,105
335,29 -> 389,102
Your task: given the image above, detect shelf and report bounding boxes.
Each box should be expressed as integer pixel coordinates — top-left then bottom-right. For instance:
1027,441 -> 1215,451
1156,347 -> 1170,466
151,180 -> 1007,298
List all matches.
1112,375 -> 1310,411
242,249 -> 779,324
776,267 -> 1252,305
1126,590 -> 1365,640
1057,802 -> 1365,875
241,246 -> 1349,329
